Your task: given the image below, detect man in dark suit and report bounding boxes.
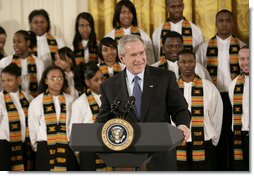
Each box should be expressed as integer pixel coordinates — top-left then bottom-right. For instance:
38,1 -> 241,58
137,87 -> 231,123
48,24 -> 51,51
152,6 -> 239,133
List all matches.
96,34 -> 190,171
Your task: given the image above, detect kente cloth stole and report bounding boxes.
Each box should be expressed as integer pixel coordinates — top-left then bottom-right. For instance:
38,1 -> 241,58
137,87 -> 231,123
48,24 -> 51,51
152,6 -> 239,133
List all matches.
158,56 -> 168,69
177,76 -> 206,163
206,35 -> 240,85
159,17 -> 193,59
4,91 -> 34,171
74,42 -> 98,65
30,33 -> 58,60
12,55 -> 38,97
43,92 -> 68,171
232,73 -> 245,162
99,62 -> 122,79
84,89 -> 112,171
115,25 -> 141,44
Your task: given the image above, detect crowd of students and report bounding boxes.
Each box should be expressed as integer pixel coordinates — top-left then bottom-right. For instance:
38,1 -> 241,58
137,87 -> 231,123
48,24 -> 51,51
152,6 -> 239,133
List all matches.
0,0 -> 249,171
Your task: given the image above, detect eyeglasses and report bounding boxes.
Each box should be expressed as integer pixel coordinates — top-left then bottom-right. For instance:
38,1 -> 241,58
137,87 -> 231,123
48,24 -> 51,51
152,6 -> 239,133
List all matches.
47,77 -> 64,81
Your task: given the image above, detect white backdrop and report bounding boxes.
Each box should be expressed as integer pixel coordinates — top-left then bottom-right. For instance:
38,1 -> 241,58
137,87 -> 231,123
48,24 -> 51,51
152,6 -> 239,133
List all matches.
0,0 -> 88,54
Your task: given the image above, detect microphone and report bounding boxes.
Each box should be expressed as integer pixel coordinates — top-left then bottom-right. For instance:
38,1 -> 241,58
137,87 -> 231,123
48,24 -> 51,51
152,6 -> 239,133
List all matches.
122,96 -> 135,119
110,98 -> 121,117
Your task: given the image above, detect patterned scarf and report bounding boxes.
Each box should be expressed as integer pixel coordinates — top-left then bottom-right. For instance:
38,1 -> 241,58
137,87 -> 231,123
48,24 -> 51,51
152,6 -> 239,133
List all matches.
177,76 -> 206,163
12,55 -> 38,97
99,62 -> 122,79
158,56 -> 168,69
160,17 -> 193,60
84,89 -> 112,171
232,73 -> 245,162
4,90 -> 34,171
43,92 -> 68,171
30,33 -> 58,60
206,35 -> 240,85
74,42 -> 98,65
115,25 -> 140,44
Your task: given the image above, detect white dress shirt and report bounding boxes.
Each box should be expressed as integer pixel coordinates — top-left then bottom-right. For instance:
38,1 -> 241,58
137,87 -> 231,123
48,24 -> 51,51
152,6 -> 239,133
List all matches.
228,75 -> 249,131
28,93 -> 74,151
0,55 -> 45,94
152,60 -> 212,82
0,90 -> 33,142
36,33 -> 65,68
106,27 -> 155,65
69,91 -> 101,137
152,19 -> 204,61
125,69 -> 144,96
181,79 -> 223,146
196,35 -> 246,92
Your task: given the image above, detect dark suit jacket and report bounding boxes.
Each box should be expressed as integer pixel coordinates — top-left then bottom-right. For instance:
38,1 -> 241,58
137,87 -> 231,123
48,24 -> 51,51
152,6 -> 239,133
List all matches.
96,66 -> 191,170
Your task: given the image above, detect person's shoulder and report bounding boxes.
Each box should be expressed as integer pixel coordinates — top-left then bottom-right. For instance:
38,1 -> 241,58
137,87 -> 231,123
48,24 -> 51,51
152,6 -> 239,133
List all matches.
147,65 -> 175,77
29,93 -> 43,106
101,70 -> 124,87
73,92 -> 88,105
0,55 -> 12,66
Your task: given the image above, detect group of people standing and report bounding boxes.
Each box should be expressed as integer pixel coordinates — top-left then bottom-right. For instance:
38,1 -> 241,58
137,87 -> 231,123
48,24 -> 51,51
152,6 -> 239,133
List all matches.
0,0 -> 249,172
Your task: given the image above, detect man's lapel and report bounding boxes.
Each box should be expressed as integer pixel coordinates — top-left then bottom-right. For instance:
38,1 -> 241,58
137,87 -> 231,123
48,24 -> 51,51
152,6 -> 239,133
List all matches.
140,66 -> 157,121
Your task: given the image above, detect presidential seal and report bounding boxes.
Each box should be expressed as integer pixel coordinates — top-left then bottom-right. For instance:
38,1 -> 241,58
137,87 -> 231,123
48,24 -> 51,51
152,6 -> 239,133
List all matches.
101,118 -> 134,151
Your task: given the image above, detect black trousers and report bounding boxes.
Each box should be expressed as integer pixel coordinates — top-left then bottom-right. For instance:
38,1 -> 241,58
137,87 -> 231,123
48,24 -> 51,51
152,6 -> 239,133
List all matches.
215,93 -> 233,171
177,140 -> 216,171
0,140 -> 11,171
35,141 -> 79,171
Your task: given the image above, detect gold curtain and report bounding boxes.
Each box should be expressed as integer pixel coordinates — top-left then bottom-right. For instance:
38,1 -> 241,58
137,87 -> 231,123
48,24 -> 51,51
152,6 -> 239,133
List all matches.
88,0 -> 249,43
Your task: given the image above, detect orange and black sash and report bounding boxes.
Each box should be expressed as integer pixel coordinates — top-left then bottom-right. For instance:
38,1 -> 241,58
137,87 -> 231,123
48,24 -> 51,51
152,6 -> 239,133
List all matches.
12,55 -> 38,97
206,35 -> 240,85
30,33 -> 58,60
43,92 -> 68,171
177,76 -> 206,163
115,25 -> 140,44
4,91 -> 34,171
232,73 -> 245,162
74,42 -> 98,65
99,62 -> 122,79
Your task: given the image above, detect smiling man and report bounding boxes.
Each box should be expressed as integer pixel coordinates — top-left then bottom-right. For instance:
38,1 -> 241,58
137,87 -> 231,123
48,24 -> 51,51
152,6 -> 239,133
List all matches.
96,34 -> 191,171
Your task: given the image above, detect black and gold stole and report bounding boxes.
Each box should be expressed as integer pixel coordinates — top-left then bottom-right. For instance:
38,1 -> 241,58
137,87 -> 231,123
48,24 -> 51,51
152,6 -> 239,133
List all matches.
85,89 -> 112,171
160,17 -> 193,59
12,55 -> 38,97
99,62 -> 122,79
177,76 -> 206,163
158,56 -> 168,69
232,73 -> 245,162
115,25 -> 141,44
43,92 -> 68,171
206,35 -> 240,85
74,42 -> 98,65
4,90 -> 34,171
30,33 -> 58,60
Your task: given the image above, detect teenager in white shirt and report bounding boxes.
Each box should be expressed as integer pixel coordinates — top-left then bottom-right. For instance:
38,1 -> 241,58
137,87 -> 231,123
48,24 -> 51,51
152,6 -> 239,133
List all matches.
0,63 -> 34,171
0,30 -> 44,97
105,0 -> 155,65
53,47 -> 79,99
28,65 -> 78,171
152,0 -> 203,61
72,12 -> 98,65
29,9 -> 65,68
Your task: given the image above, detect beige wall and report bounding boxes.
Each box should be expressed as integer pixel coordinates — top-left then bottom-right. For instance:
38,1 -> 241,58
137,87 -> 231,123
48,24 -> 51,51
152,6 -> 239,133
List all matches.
0,0 -> 88,54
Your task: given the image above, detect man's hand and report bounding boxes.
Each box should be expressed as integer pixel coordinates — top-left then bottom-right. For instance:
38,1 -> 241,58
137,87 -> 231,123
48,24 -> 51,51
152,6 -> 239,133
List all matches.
177,125 -> 190,142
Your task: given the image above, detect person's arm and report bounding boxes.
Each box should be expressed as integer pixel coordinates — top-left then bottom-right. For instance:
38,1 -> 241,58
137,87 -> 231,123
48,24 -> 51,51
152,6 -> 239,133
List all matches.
166,72 -> 191,141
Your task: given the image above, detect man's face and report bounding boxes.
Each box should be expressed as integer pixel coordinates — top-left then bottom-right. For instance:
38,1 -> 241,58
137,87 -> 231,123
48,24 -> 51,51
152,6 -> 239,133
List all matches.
120,41 -> 147,75
238,48 -> 249,74
167,0 -> 184,22
163,37 -> 184,62
216,12 -> 233,37
178,53 -> 196,77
